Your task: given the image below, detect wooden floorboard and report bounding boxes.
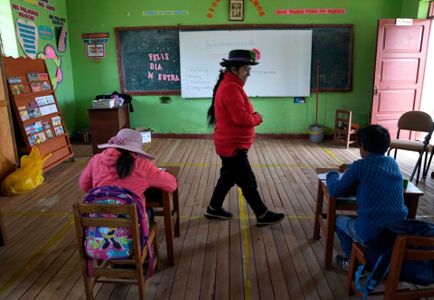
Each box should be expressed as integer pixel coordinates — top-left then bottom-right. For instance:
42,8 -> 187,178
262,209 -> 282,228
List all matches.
0,138 -> 433,299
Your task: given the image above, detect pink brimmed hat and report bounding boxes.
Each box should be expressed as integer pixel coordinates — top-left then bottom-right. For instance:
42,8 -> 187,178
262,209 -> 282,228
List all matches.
98,128 -> 154,160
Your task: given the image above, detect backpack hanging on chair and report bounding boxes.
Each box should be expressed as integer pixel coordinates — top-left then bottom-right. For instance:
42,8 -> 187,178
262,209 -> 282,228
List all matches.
355,219 -> 434,299
83,185 -> 154,275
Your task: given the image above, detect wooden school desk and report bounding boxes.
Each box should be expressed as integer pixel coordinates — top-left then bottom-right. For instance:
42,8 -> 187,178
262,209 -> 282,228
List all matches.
312,168 -> 424,269
145,166 -> 180,266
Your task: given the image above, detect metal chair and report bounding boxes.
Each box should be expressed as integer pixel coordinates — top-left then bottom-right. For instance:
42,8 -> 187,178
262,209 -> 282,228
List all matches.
387,111 -> 434,185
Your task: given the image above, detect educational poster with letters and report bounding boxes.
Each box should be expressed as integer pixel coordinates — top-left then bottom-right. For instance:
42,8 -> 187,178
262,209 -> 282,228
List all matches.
179,30 -> 312,98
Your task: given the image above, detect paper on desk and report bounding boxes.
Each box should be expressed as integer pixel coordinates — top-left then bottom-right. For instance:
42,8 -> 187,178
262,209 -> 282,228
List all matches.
318,172 -> 344,181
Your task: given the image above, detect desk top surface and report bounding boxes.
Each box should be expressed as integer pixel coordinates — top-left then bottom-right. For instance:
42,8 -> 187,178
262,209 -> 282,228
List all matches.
316,168 -> 423,196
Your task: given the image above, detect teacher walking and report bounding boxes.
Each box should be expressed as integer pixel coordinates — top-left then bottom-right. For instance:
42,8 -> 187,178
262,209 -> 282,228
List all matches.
204,49 -> 285,226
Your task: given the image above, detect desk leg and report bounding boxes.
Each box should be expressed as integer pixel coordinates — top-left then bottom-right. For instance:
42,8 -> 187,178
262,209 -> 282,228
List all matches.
313,181 -> 324,240
163,193 -> 175,266
173,189 -> 180,238
0,208 -> 7,246
405,195 -> 419,219
325,195 -> 337,270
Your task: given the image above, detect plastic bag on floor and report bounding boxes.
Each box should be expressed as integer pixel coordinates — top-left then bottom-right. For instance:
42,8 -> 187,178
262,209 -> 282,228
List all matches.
1,147 -> 51,195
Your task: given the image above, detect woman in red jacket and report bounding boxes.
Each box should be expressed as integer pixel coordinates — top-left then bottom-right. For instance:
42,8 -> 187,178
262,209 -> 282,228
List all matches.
204,49 -> 285,226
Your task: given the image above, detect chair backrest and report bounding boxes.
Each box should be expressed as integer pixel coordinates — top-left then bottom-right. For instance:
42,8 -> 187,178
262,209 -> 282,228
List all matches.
383,235 -> 434,299
397,111 -> 433,132
73,203 -> 142,261
335,109 -> 352,128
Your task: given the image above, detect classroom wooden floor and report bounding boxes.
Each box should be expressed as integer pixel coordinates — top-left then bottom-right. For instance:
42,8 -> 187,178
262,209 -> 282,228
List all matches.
0,138 -> 433,300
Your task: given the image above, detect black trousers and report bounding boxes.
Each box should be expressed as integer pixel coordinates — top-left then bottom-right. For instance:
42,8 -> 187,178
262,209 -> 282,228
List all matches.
209,150 -> 267,216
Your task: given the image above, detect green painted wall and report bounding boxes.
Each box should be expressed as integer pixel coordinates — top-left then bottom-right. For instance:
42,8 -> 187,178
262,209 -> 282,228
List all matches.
6,0 -> 77,134
3,0 -> 428,136
67,0 -> 407,135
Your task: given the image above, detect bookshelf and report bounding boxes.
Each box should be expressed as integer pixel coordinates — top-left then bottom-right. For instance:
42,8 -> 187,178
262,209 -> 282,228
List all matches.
0,54 -> 18,183
2,56 -> 73,171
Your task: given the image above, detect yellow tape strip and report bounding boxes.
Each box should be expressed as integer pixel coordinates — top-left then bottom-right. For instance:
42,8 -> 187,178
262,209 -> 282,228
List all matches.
0,218 -> 74,294
238,187 -> 251,300
320,146 -> 344,165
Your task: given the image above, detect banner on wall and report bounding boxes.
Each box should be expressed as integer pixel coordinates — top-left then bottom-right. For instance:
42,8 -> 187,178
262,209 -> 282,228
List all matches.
11,4 -> 39,20
22,0 -> 56,11
81,33 -> 109,59
275,8 -> 346,15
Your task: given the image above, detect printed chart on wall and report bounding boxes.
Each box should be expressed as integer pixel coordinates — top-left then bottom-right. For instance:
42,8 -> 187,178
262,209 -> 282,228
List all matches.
179,30 -> 312,98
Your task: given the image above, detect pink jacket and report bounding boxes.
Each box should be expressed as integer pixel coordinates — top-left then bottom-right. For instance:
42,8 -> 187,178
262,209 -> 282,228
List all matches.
79,148 -> 177,202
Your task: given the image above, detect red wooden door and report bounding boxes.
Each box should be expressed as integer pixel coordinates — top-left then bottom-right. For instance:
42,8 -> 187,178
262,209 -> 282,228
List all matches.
370,19 -> 431,139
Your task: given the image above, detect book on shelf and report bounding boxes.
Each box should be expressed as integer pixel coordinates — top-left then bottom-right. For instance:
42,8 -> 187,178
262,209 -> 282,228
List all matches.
54,125 -> 64,136
51,115 -> 62,126
27,107 -> 42,119
19,109 -> 30,121
45,129 -> 54,139
26,72 -> 51,92
29,81 -> 42,92
10,83 -> 25,95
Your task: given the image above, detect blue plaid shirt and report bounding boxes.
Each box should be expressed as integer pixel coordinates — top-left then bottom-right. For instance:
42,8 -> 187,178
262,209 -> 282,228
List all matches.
326,153 -> 408,243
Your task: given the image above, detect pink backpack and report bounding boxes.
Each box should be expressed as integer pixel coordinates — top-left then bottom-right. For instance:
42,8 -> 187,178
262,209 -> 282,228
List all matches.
83,186 -> 154,275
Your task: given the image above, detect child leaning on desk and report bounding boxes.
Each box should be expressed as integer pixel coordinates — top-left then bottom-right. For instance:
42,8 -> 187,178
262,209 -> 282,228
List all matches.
79,128 -> 177,221
326,124 -> 408,271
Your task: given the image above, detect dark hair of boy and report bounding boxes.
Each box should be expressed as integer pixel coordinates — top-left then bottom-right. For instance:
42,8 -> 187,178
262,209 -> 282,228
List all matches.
357,124 -> 391,154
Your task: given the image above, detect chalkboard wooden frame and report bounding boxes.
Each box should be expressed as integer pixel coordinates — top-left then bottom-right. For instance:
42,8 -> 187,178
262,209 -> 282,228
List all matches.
115,26 -> 181,96
115,24 -> 353,95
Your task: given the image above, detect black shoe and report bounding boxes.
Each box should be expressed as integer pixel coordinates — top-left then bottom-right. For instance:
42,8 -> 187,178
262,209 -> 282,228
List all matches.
204,206 -> 233,220
256,210 -> 285,226
335,254 -> 350,272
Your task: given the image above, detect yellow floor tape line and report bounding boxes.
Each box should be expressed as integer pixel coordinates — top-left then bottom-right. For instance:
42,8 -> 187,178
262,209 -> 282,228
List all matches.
0,218 -> 74,294
238,187 -> 251,300
321,146 -> 344,165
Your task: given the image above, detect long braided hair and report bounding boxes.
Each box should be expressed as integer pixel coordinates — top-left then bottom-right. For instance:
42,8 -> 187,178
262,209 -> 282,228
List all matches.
116,148 -> 135,179
207,69 -> 226,127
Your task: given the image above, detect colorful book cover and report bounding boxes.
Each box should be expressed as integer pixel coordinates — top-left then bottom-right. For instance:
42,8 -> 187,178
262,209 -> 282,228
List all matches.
41,81 -> 52,91
30,81 -> 42,92
7,77 -> 22,84
26,72 -> 39,82
54,126 -> 64,136
37,73 -> 49,81
19,109 -> 30,121
45,129 -> 54,139
10,84 -> 25,95
51,116 -> 62,126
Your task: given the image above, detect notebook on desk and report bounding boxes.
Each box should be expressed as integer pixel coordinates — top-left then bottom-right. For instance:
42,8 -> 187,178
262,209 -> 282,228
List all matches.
317,172 -> 344,181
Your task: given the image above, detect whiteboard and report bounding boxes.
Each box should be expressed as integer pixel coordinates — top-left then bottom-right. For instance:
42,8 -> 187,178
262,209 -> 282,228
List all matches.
179,30 -> 312,98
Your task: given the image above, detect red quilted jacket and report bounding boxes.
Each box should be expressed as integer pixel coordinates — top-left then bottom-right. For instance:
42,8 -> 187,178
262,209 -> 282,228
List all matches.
214,72 -> 263,157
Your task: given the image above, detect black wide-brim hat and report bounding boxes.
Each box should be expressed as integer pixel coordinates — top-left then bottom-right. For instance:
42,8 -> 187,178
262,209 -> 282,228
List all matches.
220,49 -> 259,67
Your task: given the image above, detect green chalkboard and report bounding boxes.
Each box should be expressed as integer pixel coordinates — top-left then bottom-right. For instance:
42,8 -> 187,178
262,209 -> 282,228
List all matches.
310,26 -> 352,91
115,27 -> 180,95
115,25 -> 352,95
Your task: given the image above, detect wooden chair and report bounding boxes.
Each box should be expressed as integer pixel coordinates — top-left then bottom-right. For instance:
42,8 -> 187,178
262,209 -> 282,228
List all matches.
73,203 -> 158,300
347,236 -> 434,300
387,111 -> 434,185
333,109 -> 359,149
